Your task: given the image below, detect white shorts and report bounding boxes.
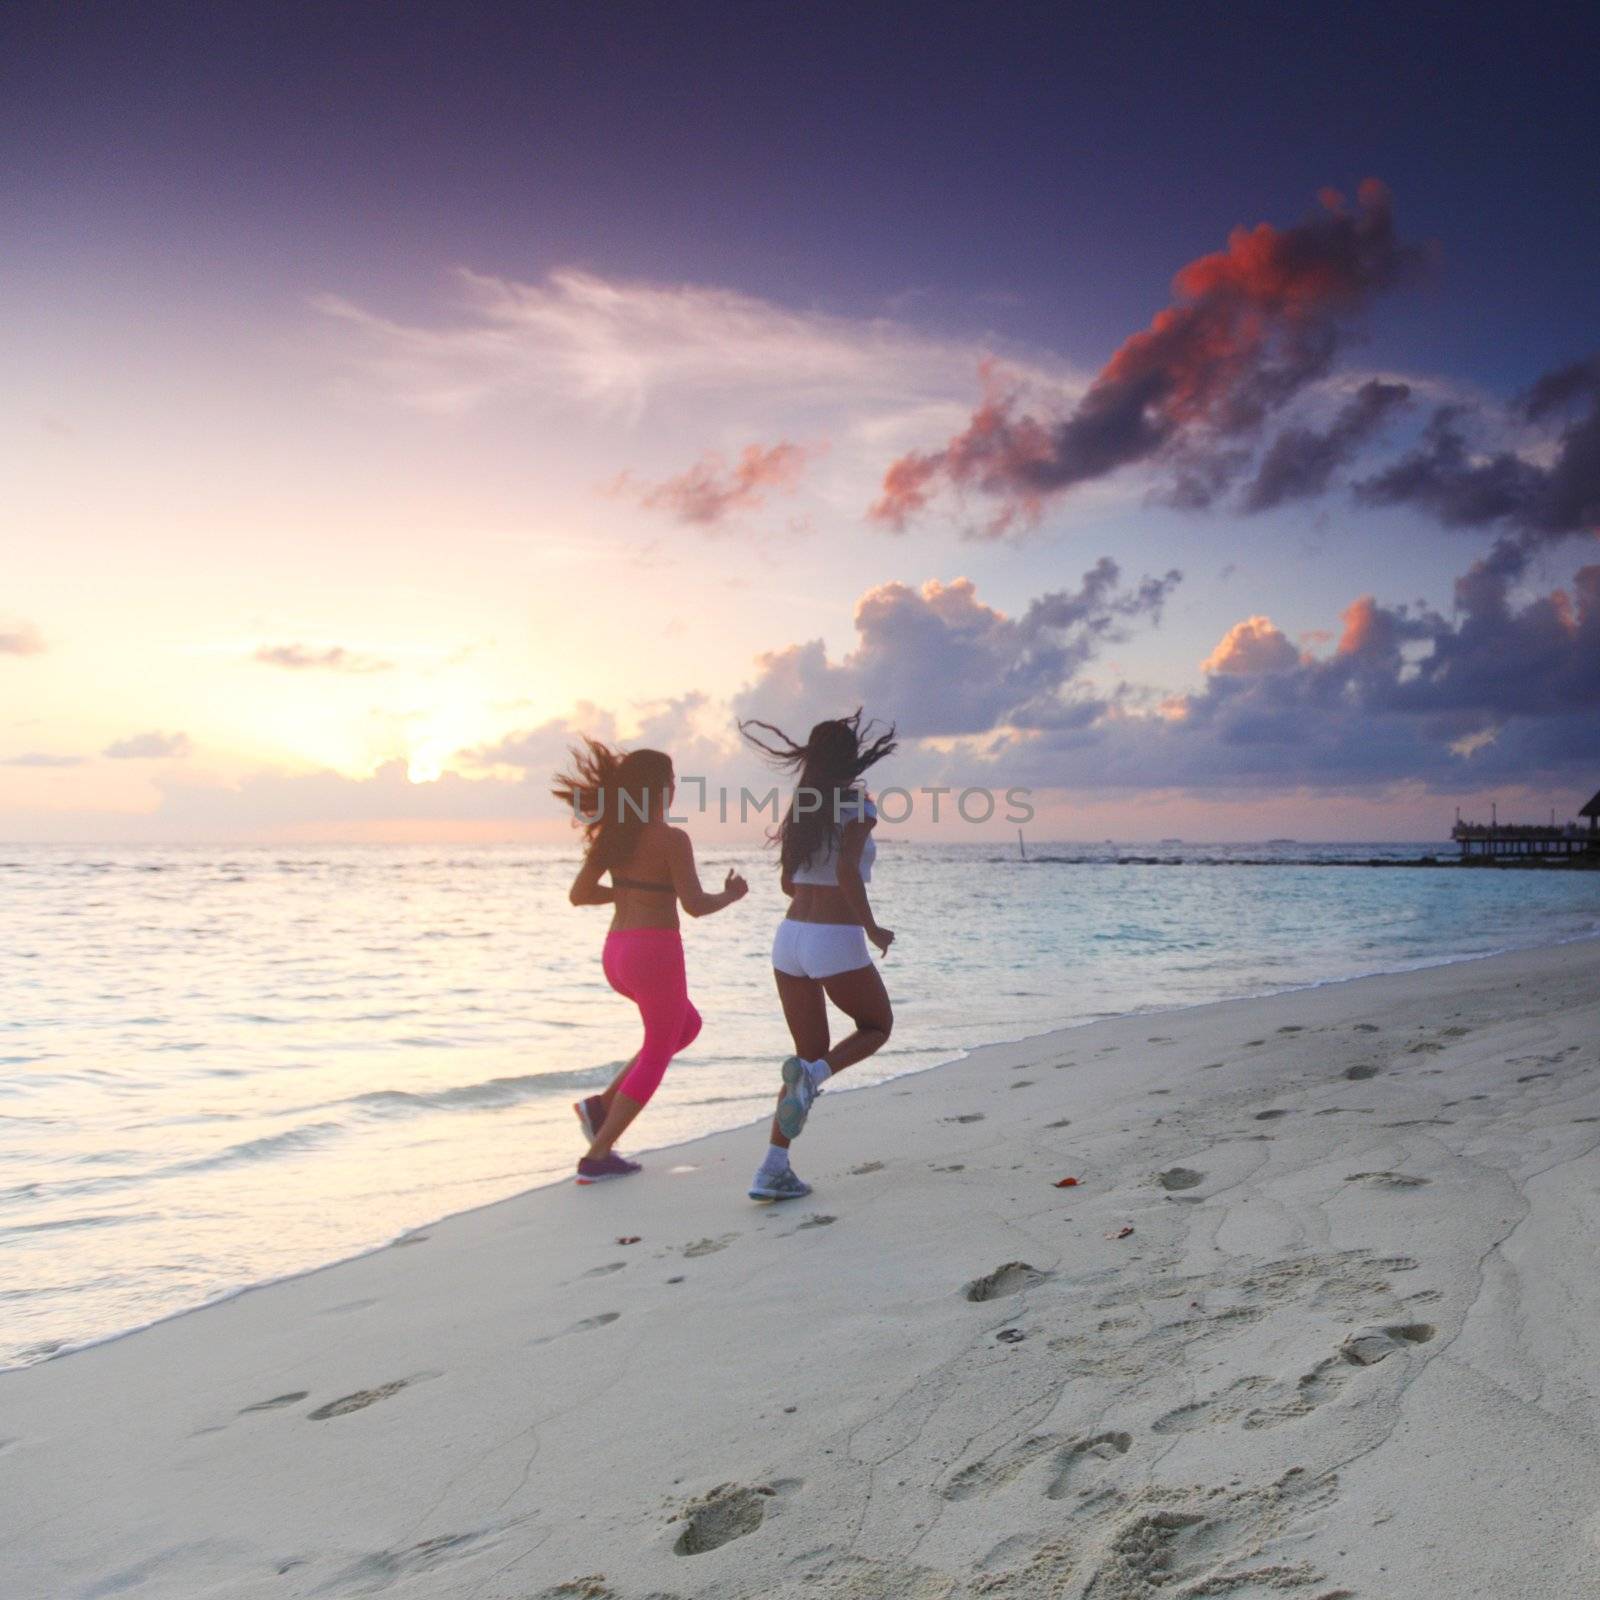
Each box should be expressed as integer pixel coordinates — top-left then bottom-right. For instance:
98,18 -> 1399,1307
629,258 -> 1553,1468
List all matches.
772,920 -> 873,980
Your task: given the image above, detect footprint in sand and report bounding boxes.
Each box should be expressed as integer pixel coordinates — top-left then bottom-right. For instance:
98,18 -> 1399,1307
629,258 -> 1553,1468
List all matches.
583,1261 -> 627,1277
1046,1118 -> 1073,1129
930,1162 -> 965,1172
536,1577 -> 618,1600
1044,1431 -> 1132,1499
794,1213 -> 836,1230
1245,1039 -> 1266,1047
1152,1376 -> 1272,1434
1517,1071 -> 1552,1082
1345,1171 -> 1431,1190
683,1235 -> 736,1258
1278,1025 -> 1305,1034
672,1483 -> 775,1555
1341,1324 -> 1436,1365
307,1377 -> 424,1421
1255,1109 -> 1293,1120
1157,1167 -> 1204,1191
964,1262 -> 1048,1302
1200,1061 -> 1224,1070
850,1161 -> 885,1175
1345,1064 -> 1379,1080
945,1113 -> 986,1124
239,1391 -> 308,1414
332,1531 -> 485,1590
1242,1357 -> 1348,1429
531,1313 -> 621,1347
392,1232 -> 430,1247
1353,1023 -> 1381,1033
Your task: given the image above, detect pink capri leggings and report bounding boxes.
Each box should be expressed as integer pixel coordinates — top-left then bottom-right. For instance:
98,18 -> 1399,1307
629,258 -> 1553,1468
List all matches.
602,928 -> 703,1106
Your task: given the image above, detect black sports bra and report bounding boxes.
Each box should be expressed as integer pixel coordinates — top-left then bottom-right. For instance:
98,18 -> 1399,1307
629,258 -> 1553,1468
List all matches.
612,874 -> 675,895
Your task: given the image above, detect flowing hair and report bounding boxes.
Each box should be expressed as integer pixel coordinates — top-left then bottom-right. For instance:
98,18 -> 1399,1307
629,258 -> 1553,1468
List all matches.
551,740 -> 675,874
739,709 -> 897,877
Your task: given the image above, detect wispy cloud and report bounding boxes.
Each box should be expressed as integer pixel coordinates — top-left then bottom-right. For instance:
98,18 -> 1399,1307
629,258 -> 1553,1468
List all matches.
2,752 -> 82,768
1,622 -> 46,657
620,440 -> 815,527
313,267 -> 1082,427
103,730 -> 193,760
254,644 -> 393,674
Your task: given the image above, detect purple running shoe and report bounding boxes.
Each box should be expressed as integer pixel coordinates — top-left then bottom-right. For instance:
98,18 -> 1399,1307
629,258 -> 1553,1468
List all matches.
575,1152 -> 642,1186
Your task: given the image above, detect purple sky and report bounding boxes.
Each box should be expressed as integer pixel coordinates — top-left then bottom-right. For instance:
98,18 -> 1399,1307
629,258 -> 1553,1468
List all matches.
4,3 -> 1598,840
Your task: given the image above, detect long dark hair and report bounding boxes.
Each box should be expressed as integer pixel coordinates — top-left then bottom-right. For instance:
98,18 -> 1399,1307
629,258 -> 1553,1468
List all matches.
551,740 -> 675,874
740,709 -> 896,876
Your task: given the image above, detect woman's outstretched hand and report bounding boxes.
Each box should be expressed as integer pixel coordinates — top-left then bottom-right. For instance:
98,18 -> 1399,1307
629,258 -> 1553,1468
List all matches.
867,923 -> 895,956
723,869 -> 749,903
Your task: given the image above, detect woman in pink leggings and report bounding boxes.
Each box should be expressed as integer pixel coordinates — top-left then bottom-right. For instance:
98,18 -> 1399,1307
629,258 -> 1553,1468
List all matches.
554,741 -> 747,1185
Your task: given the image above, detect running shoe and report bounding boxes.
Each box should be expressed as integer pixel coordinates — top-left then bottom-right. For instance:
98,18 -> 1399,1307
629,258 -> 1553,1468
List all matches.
748,1166 -> 812,1202
776,1055 -> 819,1140
575,1152 -> 642,1185
574,1094 -> 607,1142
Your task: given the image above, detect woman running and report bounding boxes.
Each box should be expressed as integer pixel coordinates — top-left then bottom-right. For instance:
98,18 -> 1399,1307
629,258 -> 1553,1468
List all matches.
738,711 -> 896,1201
553,740 -> 747,1185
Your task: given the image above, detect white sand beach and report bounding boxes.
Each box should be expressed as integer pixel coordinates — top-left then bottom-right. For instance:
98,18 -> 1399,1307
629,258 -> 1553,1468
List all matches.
6,938 -> 1600,1599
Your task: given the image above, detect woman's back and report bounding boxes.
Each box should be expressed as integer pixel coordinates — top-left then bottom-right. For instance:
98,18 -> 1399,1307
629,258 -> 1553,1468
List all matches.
608,821 -> 681,929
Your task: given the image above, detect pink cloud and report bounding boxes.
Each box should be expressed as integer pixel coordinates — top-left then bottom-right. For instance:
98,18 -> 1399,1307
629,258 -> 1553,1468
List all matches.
629,440 -> 812,527
872,183 -> 1414,535
1201,616 -> 1300,676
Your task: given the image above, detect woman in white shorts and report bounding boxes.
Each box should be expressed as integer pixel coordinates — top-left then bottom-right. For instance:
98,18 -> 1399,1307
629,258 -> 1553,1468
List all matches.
738,711 -> 897,1200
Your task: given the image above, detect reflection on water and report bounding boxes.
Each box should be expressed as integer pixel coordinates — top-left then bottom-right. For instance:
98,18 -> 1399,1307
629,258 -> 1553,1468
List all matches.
2,841 -> 1595,1366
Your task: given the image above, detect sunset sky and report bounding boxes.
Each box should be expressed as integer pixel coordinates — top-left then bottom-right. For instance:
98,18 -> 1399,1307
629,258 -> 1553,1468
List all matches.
5,3 -> 1598,841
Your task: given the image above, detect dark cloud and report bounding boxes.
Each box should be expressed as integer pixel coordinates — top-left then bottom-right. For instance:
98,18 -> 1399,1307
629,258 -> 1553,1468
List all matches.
103,731 -> 193,760
254,644 -> 393,674
1357,355 -> 1600,547
1243,379 -> 1411,512
733,559 -> 1181,737
971,548 -> 1600,793
873,184 -> 1417,535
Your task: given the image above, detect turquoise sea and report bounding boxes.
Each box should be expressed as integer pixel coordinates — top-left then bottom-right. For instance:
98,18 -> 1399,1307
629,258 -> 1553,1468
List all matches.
2,840 -> 1596,1368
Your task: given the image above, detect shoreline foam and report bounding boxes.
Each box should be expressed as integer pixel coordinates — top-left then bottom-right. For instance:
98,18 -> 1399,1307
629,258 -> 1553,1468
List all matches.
9,926 -> 1596,1378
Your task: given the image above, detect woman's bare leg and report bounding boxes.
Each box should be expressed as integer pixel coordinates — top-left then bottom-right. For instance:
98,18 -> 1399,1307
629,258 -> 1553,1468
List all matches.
588,1091 -> 645,1159
769,970 -> 829,1150
819,963 -> 893,1074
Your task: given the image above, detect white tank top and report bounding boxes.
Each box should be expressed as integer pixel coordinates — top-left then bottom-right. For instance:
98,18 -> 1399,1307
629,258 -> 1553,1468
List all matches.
790,793 -> 877,886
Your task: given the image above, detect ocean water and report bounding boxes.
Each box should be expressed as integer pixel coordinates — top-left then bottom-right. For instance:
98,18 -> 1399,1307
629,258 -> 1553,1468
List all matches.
2,840 -> 1597,1369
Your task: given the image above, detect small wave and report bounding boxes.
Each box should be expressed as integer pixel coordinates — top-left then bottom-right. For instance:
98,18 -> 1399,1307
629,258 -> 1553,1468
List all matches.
0,1211 -> 156,1241
166,1122 -> 344,1176
344,1065 -> 619,1118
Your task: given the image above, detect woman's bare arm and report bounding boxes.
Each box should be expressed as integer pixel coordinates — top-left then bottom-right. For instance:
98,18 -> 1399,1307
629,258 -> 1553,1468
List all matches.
837,819 -> 892,953
568,852 -> 615,907
667,829 -> 748,918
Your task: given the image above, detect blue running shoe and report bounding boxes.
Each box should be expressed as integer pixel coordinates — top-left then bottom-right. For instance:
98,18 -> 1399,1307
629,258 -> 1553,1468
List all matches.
748,1166 -> 812,1202
776,1055 -> 819,1140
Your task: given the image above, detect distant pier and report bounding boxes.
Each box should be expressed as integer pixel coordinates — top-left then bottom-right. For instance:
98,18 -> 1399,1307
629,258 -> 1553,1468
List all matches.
1451,787 -> 1600,864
